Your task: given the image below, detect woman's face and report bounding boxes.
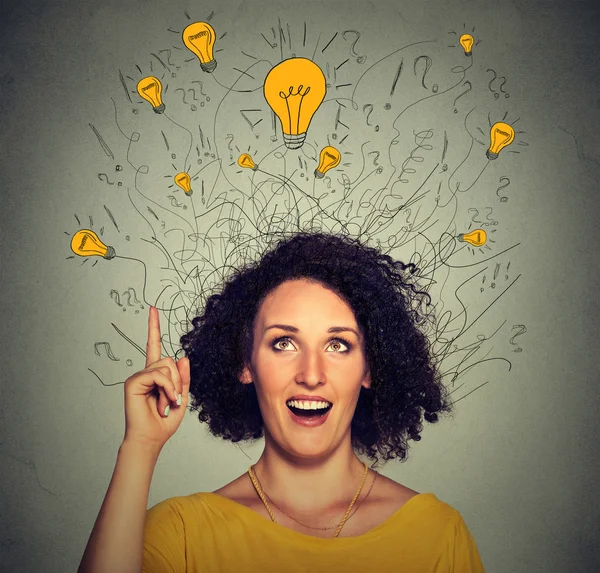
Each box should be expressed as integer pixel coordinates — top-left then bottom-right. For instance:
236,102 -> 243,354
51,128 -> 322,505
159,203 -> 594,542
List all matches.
239,278 -> 371,459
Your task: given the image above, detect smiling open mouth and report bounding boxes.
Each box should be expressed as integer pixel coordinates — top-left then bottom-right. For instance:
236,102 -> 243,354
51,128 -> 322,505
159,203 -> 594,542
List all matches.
286,401 -> 332,417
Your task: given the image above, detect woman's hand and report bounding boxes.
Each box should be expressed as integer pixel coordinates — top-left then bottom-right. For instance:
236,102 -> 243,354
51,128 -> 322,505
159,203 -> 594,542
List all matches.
122,306 -> 190,449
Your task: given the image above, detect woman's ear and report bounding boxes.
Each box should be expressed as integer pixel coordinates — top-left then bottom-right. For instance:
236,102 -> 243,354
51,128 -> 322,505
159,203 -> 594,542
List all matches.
239,365 -> 253,385
361,369 -> 371,390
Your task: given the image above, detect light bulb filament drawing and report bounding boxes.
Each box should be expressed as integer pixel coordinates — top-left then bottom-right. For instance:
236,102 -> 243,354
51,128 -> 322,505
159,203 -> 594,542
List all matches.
279,85 -> 311,135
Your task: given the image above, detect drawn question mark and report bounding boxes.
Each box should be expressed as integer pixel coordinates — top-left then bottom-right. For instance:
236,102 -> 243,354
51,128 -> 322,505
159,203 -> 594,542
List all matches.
368,150 -> 380,166
98,173 -> 114,185
94,341 -> 120,361
122,290 -> 134,306
413,55 -> 432,89
110,289 -> 122,306
123,287 -> 142,307
188,88 -> 198,101
167,195 -> 184,208
324,176 -> 332,189
158,49 -> 175,67
342,30 -> 366,63
483,207 -> 497,225
496,176 -> 510,202
362,104 -> 378,130
498,77 -> 509,98
341,173 -> 351,194
401,208 -> 412,231
486,69 -> 498,98
510,325 -> 527,353
453,81 -> 472,113
174,88 -> 188,104
468,207 -> 481,225
225,134 -> 234,151
192,80 -> 206,96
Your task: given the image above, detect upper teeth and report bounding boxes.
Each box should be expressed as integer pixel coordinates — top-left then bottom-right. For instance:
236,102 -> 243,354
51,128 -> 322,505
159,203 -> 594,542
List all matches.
286,400 -> 331,410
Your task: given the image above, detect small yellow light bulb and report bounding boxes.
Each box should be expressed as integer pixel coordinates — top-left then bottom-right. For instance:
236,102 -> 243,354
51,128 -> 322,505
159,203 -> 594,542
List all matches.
71,230 -> 116,259
459,34 -> 474,56
458,229 -> 487,247
183,22 -> 217,73
175,172 -> 192,195
487,122 -> 515,160
264,57 -> 326,149
137,76 -> 165,114
315,146 -> 341,178
238,154 -> 258,170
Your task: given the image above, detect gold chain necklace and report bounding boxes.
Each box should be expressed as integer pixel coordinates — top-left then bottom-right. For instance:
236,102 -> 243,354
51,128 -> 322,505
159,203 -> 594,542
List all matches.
261,469 -> 378,531
247,462 -> 370,538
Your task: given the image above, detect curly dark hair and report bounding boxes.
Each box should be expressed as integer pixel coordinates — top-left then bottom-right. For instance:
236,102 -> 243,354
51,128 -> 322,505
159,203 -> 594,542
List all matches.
180,230 -> 454,465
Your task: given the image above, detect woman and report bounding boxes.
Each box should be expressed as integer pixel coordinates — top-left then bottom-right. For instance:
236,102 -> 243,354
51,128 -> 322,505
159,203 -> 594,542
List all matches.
78,230 -> 485,572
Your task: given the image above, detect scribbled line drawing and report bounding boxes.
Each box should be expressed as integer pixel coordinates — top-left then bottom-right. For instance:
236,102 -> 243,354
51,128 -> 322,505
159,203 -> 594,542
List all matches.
390,59 -> 403,96
72,20 -> 525,402
510,325 -> 526,352
89,124 -> 114,159
94,341 -> 119,361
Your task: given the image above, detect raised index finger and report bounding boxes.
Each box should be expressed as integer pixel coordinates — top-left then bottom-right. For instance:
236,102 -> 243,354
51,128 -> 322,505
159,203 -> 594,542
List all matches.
146,306 -> 162,367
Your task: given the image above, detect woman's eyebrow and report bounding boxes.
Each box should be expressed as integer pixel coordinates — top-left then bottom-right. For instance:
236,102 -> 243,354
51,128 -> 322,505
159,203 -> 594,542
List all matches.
263,324 -> 359,336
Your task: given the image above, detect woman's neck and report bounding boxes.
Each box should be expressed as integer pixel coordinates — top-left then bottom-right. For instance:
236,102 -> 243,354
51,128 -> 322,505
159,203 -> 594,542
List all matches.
252,440 -> 367,515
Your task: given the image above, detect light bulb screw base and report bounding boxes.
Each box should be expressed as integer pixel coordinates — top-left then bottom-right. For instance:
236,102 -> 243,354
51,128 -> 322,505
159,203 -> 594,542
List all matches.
153,103 -> 166,114
103,246 -> 116,260
486,150 -> 498,160
200,60 -> 217,73
464,51 -> 472,57
283,132 -> 306,150
314,169 -> 324,179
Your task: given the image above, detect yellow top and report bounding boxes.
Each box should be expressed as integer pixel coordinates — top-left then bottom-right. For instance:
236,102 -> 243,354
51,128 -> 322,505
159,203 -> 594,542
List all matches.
143,491 -> 485,572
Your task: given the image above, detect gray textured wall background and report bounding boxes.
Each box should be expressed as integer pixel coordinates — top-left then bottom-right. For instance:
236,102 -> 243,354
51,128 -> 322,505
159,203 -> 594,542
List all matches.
1,0 -> 599,571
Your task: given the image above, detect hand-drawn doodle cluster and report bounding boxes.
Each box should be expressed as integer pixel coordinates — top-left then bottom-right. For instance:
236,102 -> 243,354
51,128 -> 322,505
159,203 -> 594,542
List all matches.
66,15 -> 527,399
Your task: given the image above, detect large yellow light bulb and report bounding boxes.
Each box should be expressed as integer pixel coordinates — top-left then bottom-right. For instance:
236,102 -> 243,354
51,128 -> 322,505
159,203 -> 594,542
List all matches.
238,153 -> 258,170
264,57 -> 326,150
487,122 -> 515,160
459,34 -> 474,56
175,172 -> 192,195
458,229 -> 487,247
137,76 -> 165,114
183,22 -> 217,73
71,230 -> 116,259
315,146 -> 341,178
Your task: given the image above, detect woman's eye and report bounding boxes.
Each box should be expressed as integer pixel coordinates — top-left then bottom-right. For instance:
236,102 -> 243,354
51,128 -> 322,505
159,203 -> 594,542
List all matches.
272,337 -> 351,352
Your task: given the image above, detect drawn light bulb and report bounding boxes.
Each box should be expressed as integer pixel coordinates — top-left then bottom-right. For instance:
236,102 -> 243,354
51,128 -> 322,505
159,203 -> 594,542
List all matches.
175,172 -> 192,195
238,153 -> 258,170
264,57 -> 326,150
71,230 -> 116,259
137,76 -> 165,114
458,229 -> 487,247
487,122 -> 515,160
459,34 -> 474,56
315,146 -> 341,178
183,22 -> 217,73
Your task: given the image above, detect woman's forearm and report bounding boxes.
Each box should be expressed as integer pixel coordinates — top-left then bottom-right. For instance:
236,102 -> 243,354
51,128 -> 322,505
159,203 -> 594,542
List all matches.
77,440 -> 162,573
